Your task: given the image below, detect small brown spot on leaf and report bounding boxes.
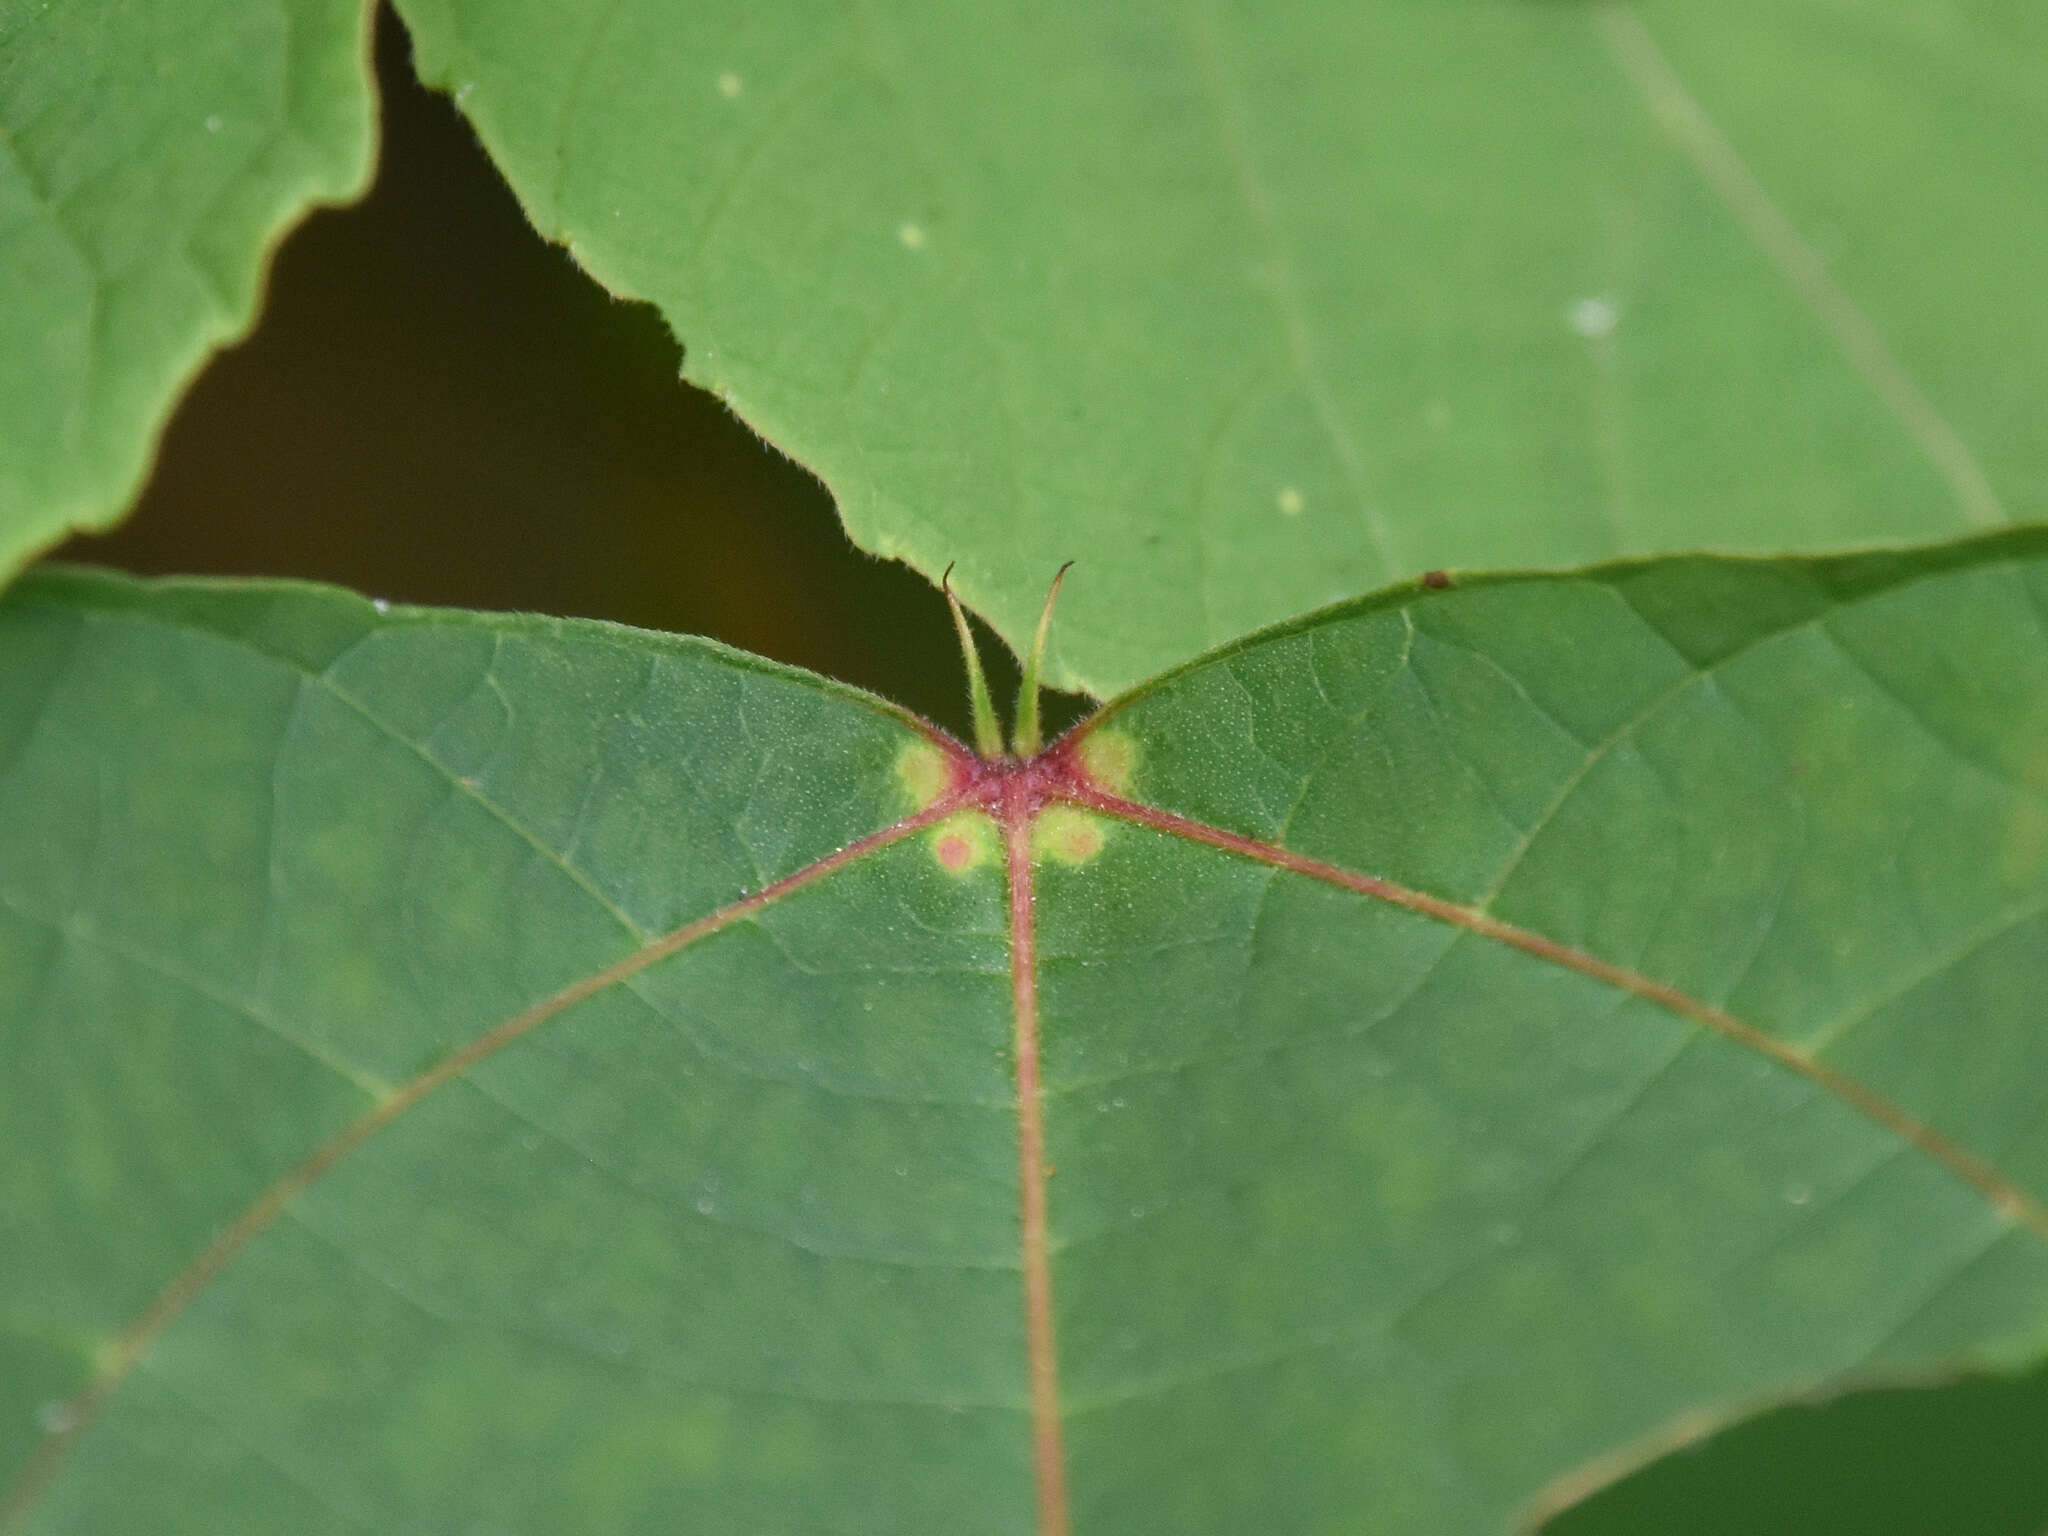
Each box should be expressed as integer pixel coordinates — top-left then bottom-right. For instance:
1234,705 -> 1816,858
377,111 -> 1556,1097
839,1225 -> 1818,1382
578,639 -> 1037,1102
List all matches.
925,812 -> 995,874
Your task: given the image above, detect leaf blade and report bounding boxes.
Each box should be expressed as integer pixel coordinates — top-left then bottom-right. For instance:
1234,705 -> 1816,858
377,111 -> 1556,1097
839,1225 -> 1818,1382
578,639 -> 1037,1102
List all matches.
0,0 -> 375,581
10,539 -> 2048,1530
1049,535 -> 2048,1525
390,0 -> 2045,692
0,569 -> 1033,1533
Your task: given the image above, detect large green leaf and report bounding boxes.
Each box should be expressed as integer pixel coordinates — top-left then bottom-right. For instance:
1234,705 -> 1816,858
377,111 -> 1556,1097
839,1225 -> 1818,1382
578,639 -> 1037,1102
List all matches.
7,535 -> 2048,1532
0,0 -> 374,579
391,0 -> 2047,695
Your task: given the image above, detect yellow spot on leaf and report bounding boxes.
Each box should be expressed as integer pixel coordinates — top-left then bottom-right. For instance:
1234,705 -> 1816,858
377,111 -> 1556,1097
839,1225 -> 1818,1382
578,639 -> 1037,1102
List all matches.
897,742 -> 952,809
2004,797 -> 2048,887
1033,805 -> 1107,865
717,71 -> 743,99
1276,485 -> 1304,516
1077,729 -> 1137,795
898,222 -> 927,251
927,812 -> 995,874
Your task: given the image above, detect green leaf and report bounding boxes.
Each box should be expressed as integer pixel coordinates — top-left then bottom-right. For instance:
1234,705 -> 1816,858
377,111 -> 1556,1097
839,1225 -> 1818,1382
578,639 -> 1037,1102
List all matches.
389,0 -> 2047,694
0,0 -> 374,580
8,534 -> 2048,1532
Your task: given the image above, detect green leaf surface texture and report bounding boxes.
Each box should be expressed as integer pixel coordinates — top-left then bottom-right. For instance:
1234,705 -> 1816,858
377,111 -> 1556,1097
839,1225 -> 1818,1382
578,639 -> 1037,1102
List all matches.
391,0 -> 2048,695
8,535 -> 2048,1533
0,0 -> 375,578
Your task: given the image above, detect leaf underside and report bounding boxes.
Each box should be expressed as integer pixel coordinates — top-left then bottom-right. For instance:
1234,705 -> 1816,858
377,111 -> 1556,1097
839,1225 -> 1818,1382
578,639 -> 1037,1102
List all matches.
7,535 -> 2048,1533
392,0 -> 2048,694
0,0 -> 375,580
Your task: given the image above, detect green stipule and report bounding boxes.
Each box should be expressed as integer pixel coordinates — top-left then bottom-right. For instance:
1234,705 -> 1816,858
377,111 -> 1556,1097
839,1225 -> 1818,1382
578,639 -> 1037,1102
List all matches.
1011,562 -> 1073,758
943,564 -> 1005,759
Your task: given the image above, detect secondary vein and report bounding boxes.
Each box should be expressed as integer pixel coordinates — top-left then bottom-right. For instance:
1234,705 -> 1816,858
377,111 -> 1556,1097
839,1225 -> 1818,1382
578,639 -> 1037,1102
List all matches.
0,797 -> 961,1533
1065,778 -> 2048,1247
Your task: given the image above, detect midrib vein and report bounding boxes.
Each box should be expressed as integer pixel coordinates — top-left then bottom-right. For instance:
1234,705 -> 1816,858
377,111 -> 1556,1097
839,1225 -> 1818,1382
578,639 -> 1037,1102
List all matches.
1003,811 -> 1071,1536
1066,779 -> 2048,1247
0,798 -> 960,1533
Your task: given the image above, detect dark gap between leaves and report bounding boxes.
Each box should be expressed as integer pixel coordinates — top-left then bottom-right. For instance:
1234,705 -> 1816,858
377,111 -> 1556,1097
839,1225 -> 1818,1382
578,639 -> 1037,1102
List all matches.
52,2 -> 1088,749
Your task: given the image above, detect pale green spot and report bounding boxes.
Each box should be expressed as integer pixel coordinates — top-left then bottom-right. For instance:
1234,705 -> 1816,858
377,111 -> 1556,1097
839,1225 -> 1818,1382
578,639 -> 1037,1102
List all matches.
897,741 -> 952,809
1077,729 -> 1137,794
1032,805 -> 1107,865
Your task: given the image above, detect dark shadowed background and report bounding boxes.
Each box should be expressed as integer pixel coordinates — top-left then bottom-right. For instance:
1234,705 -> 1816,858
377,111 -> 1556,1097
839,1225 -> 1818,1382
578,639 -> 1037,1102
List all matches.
54,8 -> 2048,1532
